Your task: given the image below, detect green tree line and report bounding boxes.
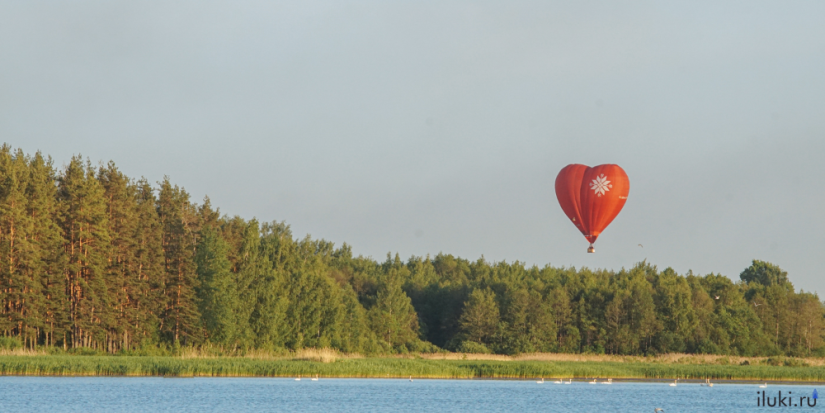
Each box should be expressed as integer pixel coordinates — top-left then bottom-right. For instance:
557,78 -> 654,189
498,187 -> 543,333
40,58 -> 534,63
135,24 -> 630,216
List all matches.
0,146 -> 822,356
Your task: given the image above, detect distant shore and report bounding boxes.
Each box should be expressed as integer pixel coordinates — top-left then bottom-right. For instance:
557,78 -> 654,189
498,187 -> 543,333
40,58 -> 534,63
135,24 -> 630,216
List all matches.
0,353 -> 823,382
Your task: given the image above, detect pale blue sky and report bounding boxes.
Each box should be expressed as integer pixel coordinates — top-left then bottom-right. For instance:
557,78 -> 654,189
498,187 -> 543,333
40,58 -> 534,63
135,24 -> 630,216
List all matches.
2,1 -> 824,293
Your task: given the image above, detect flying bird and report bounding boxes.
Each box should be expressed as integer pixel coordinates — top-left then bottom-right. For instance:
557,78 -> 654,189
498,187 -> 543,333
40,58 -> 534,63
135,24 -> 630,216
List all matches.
638,244 -> 643,248
754,302 -> 762,307
655,409 -> 665,413
715,296 -> 720,300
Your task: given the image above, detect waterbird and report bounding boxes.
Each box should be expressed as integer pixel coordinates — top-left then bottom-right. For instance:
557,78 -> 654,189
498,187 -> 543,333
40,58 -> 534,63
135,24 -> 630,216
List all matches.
655,409 -> 665,413
536,378 -> 545,384
564,379 -> 572,385
669,379 -> 678,387
754,302 -> 762,307
553,379 -> 562,384
295,375 -> 301,381
311,374 -> 319,381
759,383 -> 768,388
600,378 -> 612,385
589,378 -> 597,384
409,376 -> 413,382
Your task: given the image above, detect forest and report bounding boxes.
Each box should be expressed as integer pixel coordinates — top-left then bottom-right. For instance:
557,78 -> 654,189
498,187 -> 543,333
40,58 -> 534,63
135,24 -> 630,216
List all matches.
0,145 -> 823,357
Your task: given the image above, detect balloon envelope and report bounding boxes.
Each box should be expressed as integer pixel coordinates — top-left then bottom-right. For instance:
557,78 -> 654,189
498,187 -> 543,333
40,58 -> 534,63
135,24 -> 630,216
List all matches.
555,164 -> 629,245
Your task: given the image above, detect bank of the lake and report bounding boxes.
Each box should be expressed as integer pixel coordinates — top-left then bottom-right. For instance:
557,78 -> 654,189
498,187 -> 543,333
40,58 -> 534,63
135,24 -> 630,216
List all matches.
0,355 -> 824,382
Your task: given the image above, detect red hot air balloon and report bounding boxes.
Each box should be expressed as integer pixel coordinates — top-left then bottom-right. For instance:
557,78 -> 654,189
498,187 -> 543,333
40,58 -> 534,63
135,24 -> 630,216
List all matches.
555,164 -> 629,253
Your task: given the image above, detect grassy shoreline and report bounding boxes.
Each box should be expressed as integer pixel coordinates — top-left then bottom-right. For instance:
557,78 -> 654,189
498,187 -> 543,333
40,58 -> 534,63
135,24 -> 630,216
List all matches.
0,355 -> 823,382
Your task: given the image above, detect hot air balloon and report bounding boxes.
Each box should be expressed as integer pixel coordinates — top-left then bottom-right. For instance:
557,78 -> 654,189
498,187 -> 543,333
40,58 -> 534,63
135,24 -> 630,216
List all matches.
555,164 -> 629,253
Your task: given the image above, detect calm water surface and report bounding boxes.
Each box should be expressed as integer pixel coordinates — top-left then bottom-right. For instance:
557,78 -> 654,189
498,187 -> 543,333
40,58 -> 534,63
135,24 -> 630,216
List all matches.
0,377 -> 819,412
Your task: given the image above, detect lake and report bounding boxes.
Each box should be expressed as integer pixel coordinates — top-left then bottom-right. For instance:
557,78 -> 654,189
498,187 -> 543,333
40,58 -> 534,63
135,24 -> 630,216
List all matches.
0,376 -> 818,412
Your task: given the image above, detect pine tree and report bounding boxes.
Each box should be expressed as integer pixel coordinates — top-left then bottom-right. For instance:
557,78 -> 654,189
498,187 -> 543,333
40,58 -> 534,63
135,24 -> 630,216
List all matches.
156,178 -> 202,345
335,285 -> 376,353
367,267 -> 420,351
98,161 -> 137,352
284,262 -> 327,350
458,287 -> 499,346
98,162 -> 165,352
130,179 -> 165,348
195,226 -> 236,348
250,221 -> 293,350
27,151 -> 67,348
548,286 -> 574,351
230,219 -> 266,349
0,147 -> 34,345
57,156 -> 111,349
790,292 -> 825,356
652,268 -> 696,353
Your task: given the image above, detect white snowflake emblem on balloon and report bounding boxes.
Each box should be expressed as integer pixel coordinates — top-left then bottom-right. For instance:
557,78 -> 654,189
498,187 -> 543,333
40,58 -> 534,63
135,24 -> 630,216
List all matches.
590,174 -> 612,197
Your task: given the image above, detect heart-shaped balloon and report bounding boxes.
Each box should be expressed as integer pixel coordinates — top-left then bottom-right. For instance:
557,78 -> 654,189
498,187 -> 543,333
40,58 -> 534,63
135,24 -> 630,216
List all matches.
555,164 -> 629,251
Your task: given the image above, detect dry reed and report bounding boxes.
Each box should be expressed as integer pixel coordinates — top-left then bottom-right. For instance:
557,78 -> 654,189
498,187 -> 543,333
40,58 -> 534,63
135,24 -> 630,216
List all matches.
176,347 -> 360,363
291,347 -> 364,363
0,348 -> 48,356
414,352 -> 825,366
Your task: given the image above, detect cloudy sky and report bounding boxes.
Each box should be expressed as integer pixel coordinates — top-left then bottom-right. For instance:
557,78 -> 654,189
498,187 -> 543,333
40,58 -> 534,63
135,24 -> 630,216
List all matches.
2,1 -> 823,293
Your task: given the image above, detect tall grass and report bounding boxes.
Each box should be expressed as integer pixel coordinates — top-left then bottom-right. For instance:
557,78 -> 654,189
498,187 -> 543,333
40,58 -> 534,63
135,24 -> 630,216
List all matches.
0,355 -> 823,381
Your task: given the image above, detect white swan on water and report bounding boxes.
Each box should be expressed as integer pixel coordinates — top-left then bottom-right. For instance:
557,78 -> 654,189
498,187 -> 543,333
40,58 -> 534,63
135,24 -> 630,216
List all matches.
295,375 -> 301,381
536,378 -> 544,384
669,379 -> 678,387
759,383 -> 767,388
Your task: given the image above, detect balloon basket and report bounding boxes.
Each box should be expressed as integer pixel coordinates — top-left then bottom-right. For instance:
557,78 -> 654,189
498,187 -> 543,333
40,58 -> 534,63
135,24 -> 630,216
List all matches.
587,245 -> 595,253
